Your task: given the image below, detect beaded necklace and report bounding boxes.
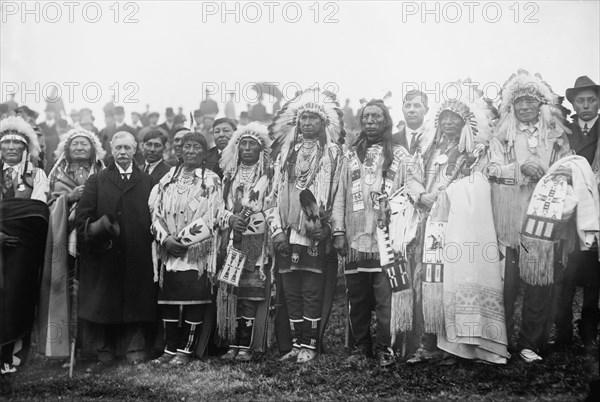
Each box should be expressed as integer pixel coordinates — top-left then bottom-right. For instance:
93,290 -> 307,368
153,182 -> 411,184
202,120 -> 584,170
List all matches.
295,138 -> 320,190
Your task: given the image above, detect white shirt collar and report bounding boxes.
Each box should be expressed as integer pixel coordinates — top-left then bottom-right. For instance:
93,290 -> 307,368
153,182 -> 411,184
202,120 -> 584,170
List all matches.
406,125 -> 424,136
3,162 -> 18,172
579,115 -> 599,130
145,159 -> 161,172
115,121 -> 124,129
116,163 -> 133,175
45,119 -> 55,127
147,159 -> 161,168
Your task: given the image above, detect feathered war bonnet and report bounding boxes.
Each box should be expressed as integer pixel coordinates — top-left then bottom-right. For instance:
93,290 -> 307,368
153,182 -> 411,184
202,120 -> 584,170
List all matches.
219,121 -> 272,178
429,79 -> 493,155
496,68 -> 571,148
0,115 -> 41,163
268,88 -> 345,164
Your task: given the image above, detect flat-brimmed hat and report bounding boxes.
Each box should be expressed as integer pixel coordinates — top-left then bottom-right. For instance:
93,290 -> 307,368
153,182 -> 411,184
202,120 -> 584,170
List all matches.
566,76 -> 600,103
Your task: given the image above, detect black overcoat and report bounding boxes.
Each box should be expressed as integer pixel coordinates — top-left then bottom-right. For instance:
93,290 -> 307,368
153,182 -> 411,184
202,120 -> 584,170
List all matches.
75,163 -> 157,324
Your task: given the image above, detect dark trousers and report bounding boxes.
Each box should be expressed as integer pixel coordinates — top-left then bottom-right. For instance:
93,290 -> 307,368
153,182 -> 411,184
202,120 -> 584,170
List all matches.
504,247 -> 558,353
346,271 -> 392,355
281,270 -> 323,321
83,322 -> 148,362
238,299 -> 259,319
1,342 -> 15,364
281,270 -> 323,349
161,304 -> 206,355
556,249 -> 600,346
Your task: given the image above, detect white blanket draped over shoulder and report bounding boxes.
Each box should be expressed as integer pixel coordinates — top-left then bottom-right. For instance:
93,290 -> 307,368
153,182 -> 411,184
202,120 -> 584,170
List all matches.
437,172 -> 510,364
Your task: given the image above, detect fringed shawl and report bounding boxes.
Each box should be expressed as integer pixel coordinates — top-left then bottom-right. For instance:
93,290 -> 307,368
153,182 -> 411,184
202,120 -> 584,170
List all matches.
149,168 -> 222,284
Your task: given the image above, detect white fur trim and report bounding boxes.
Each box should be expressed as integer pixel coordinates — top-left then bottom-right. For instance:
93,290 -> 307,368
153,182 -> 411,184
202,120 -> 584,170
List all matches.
53,128 -> 106,162
0,115 -> 41,161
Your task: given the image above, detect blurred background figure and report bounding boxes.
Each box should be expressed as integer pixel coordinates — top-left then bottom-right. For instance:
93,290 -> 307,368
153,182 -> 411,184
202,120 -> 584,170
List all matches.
159,107 -> 176,143
199,88 -> 219,118
225,92 -> 236,120
39,106 -> 59,166
131,112 -> 143,135
342,98 -> 355,132
69,109 -> 81,128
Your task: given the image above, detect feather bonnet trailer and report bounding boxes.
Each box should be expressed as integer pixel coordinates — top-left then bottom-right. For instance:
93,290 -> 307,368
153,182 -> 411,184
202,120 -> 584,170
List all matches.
0,115 -> 41,162
268,87 -> 345,166
495,68 -> 571,148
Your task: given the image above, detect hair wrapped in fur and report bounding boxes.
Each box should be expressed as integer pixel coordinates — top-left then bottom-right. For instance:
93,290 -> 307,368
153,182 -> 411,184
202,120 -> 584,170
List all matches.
53,127 -> 105,163
0,115 -> 41,162
495,69 -> 571,148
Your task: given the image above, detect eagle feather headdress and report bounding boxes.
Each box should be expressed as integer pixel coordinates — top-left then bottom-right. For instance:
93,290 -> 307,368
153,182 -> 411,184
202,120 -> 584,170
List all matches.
496,69 -> 571,148
219,122 -> 272,178
424,78 -> 494,159
0,115 -> 41,162
268,88 -> 345,164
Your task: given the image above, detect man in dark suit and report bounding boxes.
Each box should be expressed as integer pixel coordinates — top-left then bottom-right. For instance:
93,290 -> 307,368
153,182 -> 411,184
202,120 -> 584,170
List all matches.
76,131 -> 157,367
556,76 -> 600,351
159,107 -> 177,143
392,90 -> 430,155
199,88 -> 219,117
99,106 -> 137,162
38,106 -> 59,165
141,130 -> 171,181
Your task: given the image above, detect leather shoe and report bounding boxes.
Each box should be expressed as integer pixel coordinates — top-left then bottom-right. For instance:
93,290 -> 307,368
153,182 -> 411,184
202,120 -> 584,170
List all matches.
407,348 -> 442,364
221,348 -> 238,361
519,348 -> 542,363
235,349 -> 253,362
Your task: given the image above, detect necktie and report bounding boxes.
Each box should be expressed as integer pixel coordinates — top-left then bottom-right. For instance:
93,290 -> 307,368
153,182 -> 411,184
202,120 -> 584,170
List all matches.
121,173 -> 129,182
583,123 -> 589,135
144,164 -> 150,174
410,132 -> 418,151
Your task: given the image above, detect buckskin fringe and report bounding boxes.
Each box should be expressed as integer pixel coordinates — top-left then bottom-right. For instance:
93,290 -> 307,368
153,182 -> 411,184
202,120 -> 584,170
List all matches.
390,289 -> 413,345
491,184 -> 522,248
422,281 -> 444,334
519,234 -> 555,285
217,282 -> 238,342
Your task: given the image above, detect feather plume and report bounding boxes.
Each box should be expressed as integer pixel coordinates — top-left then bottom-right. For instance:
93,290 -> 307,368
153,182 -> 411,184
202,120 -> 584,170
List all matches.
299,189 -> 320,233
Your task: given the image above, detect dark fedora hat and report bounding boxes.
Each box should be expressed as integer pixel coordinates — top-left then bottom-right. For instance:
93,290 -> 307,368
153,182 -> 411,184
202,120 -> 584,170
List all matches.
85,214 -> 120,246
566,76 -> 600,103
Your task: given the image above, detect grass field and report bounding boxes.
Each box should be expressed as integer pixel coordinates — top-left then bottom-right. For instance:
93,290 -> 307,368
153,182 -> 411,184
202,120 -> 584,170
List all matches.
1,285 -> 596,401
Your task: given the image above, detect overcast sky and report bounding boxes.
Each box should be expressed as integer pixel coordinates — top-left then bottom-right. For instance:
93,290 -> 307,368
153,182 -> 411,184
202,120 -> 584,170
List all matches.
1,0 -> 599,125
